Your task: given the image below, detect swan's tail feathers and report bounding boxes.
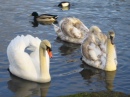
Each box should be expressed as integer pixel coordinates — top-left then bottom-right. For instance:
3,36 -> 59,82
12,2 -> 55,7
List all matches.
52,23 -> 61,35
54,15 -> 58,19
52,23 -> 58,28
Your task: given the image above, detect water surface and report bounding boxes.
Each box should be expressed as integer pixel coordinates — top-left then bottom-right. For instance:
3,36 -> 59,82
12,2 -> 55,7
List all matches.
0,0 -> 130,97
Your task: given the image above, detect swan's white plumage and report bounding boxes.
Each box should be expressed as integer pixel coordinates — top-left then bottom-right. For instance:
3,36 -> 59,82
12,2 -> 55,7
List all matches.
81,26 -> 117,71
53,17 -> 89,44
7,35 -> 51,83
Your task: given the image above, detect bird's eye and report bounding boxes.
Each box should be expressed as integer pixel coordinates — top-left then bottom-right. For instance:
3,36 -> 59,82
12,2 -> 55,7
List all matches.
46,46 -> 52,51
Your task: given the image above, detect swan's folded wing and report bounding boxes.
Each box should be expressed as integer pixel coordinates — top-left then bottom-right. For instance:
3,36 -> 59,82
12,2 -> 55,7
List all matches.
60,17 -> 89,38
81,35 -> 107,69
7,35 -> 39,77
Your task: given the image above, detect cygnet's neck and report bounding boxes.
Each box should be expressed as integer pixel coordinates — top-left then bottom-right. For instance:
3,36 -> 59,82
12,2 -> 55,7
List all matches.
105,39 -> 116,71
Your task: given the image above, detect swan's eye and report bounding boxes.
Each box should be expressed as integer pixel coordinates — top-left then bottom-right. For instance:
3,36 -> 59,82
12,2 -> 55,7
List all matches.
46,46 -> 52,51
110,35 -> 113,39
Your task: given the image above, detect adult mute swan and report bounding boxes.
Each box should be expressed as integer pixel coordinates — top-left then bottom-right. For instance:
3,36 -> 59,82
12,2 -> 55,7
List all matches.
81,26 -> 117,71
7,35 -> 53,83
53,17 -> 89,44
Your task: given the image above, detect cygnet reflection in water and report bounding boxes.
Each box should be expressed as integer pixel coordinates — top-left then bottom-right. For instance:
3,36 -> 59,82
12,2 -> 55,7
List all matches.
56,37 -> 80,56
80,63 -> 116,91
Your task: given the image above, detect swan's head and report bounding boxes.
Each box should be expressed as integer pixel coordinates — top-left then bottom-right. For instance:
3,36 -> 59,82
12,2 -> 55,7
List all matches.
89,26 -> 102,34
31,12 -> 38,17
108,31 -> 115,45
40,40 -> 53,58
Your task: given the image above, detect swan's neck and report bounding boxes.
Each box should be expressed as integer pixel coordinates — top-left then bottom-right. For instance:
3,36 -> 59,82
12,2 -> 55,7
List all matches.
105,39 -> 116,71
39,47 -> 51,82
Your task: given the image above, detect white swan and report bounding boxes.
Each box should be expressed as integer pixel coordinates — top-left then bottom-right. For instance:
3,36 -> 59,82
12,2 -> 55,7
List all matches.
53,17 -> 89,44
81,26 -> 117,71
7,35 -> 53,83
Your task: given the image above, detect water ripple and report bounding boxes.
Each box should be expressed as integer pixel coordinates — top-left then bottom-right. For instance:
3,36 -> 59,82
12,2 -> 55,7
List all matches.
0,0 -> 130,96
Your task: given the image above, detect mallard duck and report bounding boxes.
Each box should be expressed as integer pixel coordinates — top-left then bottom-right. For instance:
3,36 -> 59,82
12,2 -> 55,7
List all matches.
81,26 -> 117,71
58,1 -> 70,10
7,35 -> 53,83
31,19 -> 58,27
58,1 -> 70,7
53,17 -> 89,44
31,12 -> 58,22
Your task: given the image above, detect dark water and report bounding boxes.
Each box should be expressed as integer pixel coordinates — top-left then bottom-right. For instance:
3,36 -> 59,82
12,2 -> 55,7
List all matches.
0,0 -> 130,97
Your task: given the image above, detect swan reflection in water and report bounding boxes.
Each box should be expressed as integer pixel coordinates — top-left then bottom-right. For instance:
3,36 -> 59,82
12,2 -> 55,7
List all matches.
8,73 -> 50,97
30,20 -> 58,27
80,63 -> 116,91
56,37 -> 80,56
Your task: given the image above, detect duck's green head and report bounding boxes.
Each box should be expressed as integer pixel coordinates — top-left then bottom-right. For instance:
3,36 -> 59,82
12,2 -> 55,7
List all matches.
31,12 -> 38,16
